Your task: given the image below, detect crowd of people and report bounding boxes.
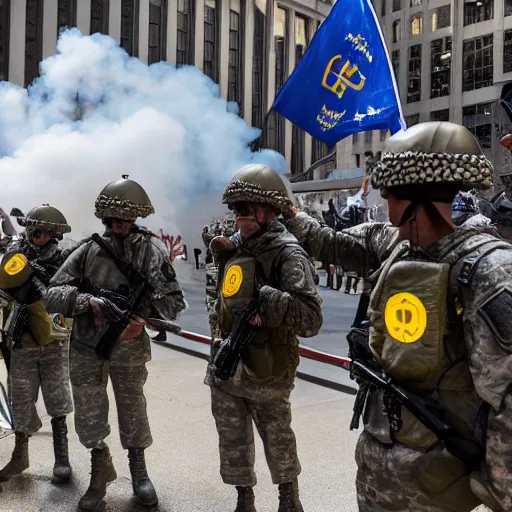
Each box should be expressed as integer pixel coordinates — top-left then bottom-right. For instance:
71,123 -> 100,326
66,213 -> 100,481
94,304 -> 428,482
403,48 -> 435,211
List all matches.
0,121 -> 511,512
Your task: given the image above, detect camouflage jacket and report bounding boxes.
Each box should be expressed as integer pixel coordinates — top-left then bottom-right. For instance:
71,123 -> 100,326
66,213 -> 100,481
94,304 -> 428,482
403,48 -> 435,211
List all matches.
45,227 -> 186,353
205,220 -> 323,382
285,211 -> 512,510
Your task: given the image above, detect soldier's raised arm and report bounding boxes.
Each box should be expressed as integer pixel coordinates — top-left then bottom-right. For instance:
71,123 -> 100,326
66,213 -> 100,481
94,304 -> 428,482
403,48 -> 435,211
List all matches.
45,241 -> 93,317
285,211 -> 397,275
259,246 -> 323,338
459,248 -> 512,511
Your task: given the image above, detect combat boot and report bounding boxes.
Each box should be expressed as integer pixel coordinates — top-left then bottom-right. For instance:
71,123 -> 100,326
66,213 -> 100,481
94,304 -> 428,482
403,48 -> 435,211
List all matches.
78,445 -> 117,512
234,486 -> 256,512
128,448 -> 158,507
0,432 -> 29,482
278,480 -> 304,512
51,416 -> 72,483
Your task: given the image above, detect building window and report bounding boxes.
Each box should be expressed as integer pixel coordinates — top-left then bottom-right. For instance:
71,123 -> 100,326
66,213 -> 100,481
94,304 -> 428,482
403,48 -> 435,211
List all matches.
464,0 -> 493,26
506,0 -> 512,17
410,14 -> 422,36
353,132 -> 359,143
430,109 -> 449,122
381,0 -> 386,16
463,35 -> 493,92
505,30 -> 512,73
393,0 -> 401,12
355,154 -> 361,167
204,0 -> 219,81
392,20 -> 400,43
407,44 -> 421,103
25,0 -> 44,87
252,1 -> 265,129
380,130 -> 388,141
365,131 -> 373,144
430,37 -> 451,98
148,0 -> 167,64
291,15 -> 308,175
405,114 -> 419,126
228,0 -> 244,112
0,0 -> 10,81
312,139 -> 329,163
120,0 -> 139,57
463,103 -> 493,149
90,0 -> 109,35
270,6 -> 288,154
431,5 -> 450,31
57,0 -> 77,35
176,0 -> 195,66
392,49 -> 400,83
410,0 -> 421,6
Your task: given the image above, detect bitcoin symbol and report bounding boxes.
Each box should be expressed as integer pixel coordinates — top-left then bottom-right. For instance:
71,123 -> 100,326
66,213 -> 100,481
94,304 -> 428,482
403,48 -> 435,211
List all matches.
222,265 -> 243,297
384,292 -> 427,343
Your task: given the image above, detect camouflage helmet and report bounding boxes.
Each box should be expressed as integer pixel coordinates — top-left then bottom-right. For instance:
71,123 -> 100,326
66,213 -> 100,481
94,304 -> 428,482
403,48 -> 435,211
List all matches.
14,205 -> 71,235
222,164 -> 294,215
371,122 -> 494,191
95,175 -> 155,221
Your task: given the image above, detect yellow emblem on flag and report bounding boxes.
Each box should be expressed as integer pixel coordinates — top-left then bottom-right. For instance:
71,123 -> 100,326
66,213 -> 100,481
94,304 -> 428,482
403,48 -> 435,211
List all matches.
222,265 -> 243,297
385,292 -> 427,343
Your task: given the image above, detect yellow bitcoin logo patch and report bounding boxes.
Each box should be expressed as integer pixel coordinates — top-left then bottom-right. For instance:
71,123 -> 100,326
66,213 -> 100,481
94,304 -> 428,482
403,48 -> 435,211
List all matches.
222,265 -> 243,297
384,292 -> 427,344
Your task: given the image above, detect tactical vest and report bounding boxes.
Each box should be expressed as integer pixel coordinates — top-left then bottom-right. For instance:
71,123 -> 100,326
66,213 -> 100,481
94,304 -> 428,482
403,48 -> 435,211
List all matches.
363,232 -> 510,502
217,244 -> 299,381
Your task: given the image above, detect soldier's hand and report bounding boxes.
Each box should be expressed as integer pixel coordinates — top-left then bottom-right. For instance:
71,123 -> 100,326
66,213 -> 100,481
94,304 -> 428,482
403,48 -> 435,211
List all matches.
120,319 -> 144,341
89,297 -> 107,325
249,314 -> 263,327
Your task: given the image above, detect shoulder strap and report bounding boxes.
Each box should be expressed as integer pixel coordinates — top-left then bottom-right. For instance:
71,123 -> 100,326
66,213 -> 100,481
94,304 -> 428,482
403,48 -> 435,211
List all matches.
457,240 -> 511,288
91,233 -> 146,285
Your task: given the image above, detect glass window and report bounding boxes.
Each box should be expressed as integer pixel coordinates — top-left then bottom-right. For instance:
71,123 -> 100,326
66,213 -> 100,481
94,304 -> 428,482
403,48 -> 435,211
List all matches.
176,0 -> 195,66
90,0 -> 109,35
431,5 -> 450,31
120,0 -> 139,57
464,0 -> 493,26
506,0 -> 512,17
430,37 -> 451,98
463,35 -> 493,91
228,0 -> 244,113
204,0 -> 219,81
505,30 -> 512,73
407,44 -> 421,103
0,0 -> 10,81
25,0 -> 44,87
252,0 -> 266,128
392,20 -> 400,43
393,0 -> 401,12
430,109 -> 449,122
405,114 -> 419,126
148,0 -> 167,64
365,131 -> 373,144
410,14 -> 422,36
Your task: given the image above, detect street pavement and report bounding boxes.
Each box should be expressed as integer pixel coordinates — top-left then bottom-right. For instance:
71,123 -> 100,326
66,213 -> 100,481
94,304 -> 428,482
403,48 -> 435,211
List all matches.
0,342 -> 360,512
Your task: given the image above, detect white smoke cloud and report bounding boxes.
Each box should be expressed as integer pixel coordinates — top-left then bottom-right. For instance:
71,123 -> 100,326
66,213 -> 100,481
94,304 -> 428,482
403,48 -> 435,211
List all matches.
0,29 -> 287,249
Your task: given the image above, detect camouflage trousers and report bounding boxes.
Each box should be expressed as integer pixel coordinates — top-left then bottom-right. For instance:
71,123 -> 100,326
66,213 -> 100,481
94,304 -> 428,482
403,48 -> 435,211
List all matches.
9,339 -> 73,435
355,432 -> 481,512
70,332 -> 152,450
207,364 -> 301,486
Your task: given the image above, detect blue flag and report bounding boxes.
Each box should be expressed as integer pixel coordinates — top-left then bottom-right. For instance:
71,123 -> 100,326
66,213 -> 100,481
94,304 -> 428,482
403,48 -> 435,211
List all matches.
272,0 -> 405,147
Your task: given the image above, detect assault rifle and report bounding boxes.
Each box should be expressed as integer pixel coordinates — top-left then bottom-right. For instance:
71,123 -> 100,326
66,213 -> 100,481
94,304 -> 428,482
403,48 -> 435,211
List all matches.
87,234 -> 153,360
212,299 -> 261,381
346,320 -> 485,470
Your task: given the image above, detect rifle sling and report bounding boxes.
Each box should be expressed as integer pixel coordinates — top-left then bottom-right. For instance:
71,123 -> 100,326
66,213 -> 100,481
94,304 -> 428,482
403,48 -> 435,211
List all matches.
91,233 -> 145,285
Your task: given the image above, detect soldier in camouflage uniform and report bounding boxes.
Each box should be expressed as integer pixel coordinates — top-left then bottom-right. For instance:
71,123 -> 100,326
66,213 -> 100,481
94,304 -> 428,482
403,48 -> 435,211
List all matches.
0,205 -> 74,484
284,122 -> 512,511
205,164 -> 323,512
45,177 -> 186,511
